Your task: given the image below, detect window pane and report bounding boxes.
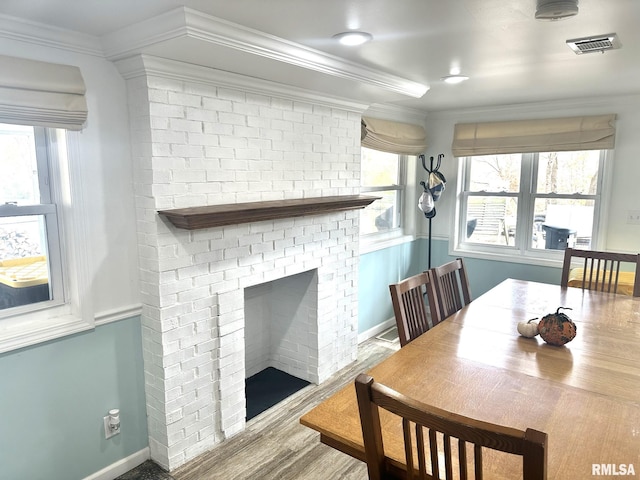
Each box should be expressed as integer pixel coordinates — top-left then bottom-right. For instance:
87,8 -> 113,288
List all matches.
469,154 -> 521,192
361,148 -> 399,186
0,215 -> 51,310
466,196 -> 517,246
0,124 -> 40,205
459,149 -> 604,258
360,190 -> 399,235
536,151 -> 600,194
531,199 -> 595,250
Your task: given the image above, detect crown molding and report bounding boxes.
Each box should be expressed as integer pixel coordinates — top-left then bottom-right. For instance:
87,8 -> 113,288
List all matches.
103,7 -> 428,99
364,103 -> 428,125
101,7 -> 188,59
115,54 -> 371,113
0,13 -> 103,57
427,93 -> 640,119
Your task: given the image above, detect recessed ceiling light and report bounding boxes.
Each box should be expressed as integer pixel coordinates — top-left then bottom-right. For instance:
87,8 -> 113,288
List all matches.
441,75 -> 469,85
535,0 -> 579,20
332,31 -> 373,46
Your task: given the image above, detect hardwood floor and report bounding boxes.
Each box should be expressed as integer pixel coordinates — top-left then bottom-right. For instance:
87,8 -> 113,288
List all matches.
171,334 -> 399,480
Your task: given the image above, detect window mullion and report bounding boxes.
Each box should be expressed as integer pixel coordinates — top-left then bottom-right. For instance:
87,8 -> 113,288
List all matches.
0,204 -> 56,216
34,127 -> 52,204
590,150 -> 607,246
534,193 -> 598,200
44,207 -> 64,303
515,153 -> 535,252
458,160 -> 470,242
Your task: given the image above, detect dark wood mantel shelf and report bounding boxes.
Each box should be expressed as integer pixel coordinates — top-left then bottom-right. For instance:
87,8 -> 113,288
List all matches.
158,195 -> 380,230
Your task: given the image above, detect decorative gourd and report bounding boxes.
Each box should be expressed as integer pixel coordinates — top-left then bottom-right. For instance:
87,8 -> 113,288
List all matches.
517,318 -> 539,338
538,307 -> 576,346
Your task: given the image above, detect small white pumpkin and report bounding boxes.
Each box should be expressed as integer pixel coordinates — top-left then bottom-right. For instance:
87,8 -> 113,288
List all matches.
517,318 -> 540,338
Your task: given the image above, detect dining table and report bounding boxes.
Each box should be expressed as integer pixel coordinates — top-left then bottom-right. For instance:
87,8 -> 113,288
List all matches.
300,279 -> 640,479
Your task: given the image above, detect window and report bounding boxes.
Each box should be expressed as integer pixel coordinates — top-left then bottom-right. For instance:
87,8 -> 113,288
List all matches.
0,123 -> 64,314
0,54 -> 92,353
456,150 -> 606,259
360,147 -> 407,237
0,121 -> 93,353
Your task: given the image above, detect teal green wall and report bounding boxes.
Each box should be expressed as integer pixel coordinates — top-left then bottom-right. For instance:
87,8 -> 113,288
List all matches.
358,240 -> 426,334
358,237 -> 563,333
0,317 -> 148,480
424,238 -> 562,297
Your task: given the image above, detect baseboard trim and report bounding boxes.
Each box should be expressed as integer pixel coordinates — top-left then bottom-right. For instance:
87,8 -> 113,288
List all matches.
358,318 -> 395,344
83,447 -> 150,480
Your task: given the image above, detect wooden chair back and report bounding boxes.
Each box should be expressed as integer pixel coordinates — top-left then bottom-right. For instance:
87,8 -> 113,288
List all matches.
355,373 -> 548,480
389,271 -> 441,347
561,248 -> 640,297
431,258 -> 472,319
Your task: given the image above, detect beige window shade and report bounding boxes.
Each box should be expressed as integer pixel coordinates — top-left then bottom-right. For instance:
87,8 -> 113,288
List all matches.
452,114 -> 616,157
0,55 -> 87,130
361,116 -> 427,155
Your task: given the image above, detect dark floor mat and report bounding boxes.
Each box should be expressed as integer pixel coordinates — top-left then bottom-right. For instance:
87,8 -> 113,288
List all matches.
245,367 -> 310,421
115,460 -> 174,480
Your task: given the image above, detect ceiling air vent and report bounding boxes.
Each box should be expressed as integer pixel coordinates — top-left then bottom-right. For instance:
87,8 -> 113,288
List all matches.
566,33 -> 621,54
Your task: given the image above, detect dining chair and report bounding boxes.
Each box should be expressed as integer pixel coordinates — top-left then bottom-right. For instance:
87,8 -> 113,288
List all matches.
561,247 -> 640,297
355,373 -> 548,480
389,271 -> 442,347
431,258 -> 472,319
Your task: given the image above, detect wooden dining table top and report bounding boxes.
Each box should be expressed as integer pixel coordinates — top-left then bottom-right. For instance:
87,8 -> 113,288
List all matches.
300,279 -> 640,479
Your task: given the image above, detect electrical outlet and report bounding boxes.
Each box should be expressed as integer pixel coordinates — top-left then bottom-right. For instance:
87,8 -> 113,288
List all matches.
627,210 -> 640,225
104,414 -> 120,439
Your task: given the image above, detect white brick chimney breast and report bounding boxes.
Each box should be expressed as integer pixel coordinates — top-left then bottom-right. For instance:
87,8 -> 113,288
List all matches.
118,55 -> 367,470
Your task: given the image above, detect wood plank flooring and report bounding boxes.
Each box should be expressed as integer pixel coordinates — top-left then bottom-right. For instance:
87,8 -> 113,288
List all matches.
171,335 -> 399,480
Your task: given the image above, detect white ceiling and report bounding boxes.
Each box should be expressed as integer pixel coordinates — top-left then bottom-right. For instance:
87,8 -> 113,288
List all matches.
1,0 -> 639,112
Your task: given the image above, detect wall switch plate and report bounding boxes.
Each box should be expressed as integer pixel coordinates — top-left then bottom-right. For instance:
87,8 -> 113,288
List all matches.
104,415 -> 120,439
627,211 -> 640,225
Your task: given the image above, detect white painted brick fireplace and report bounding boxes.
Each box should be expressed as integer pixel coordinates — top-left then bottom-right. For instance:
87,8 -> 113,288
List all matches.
245,269 -> 319,382
118,55 -> 367,470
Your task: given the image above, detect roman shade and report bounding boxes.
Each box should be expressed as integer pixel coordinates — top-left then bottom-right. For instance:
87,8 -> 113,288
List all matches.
361,116 -> 427,155
0,54 -> 87,130
452,114 -> 616,157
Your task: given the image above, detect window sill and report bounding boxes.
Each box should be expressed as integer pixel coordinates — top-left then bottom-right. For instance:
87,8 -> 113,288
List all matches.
451,243 -> 566,268
0,307 -> 93,354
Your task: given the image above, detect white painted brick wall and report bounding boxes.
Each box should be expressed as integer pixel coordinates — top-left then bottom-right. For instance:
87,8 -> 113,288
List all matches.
244,282 -> 272,378
127,63 -> 363,471
245,269 -> 319,381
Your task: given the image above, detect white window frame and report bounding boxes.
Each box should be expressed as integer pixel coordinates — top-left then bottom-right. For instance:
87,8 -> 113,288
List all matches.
360,148 -> 415,252
0,127 -> 64,315
0,127 -> 93,353
452,150 -> 611,266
